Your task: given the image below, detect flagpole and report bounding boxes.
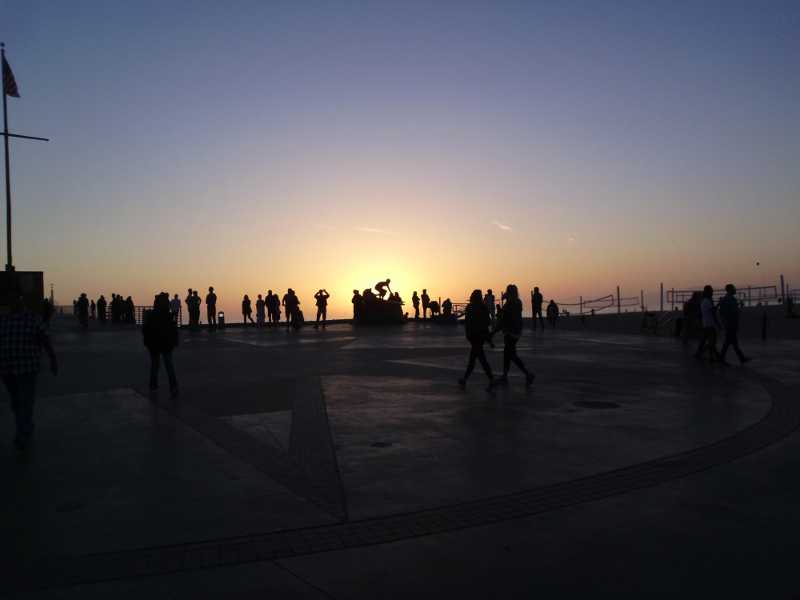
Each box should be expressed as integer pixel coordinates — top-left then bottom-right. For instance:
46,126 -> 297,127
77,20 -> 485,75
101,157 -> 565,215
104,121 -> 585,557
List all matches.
1,42 -> 12,271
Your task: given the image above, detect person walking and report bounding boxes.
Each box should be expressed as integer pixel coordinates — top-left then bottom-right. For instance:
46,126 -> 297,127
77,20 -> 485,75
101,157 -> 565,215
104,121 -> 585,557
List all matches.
143,293 -> 179,397
256,294 -> 266,327
492,284 -> 535,386
206,287 -> 218,330
719,284 -> 750,364
0,291 -> 58,450
458,289 -> 495,390
314,289 -> 330,329
421,289 -> 431,319
242,295 -> 255,325
90,299 -> 96,320
531,287 -> 544,331
694,285 -> 722,361
412,291 -> 420,320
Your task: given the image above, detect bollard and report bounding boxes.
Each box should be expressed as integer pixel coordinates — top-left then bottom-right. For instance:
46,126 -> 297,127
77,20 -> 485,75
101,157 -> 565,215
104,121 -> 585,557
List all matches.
218,311 -> 225,329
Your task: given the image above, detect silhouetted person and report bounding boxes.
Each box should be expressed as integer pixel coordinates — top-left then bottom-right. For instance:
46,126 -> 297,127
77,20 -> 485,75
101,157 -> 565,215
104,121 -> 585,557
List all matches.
531,287 -> 544,331
352,290 -> 363,321
191,290 -> 201,326
314,289 -> 330,329
143,293 -> 179,397
680,291 -> 701,343
390,291 -> 403,304
77,293 -> 89,329
242,294 -> 255,325
375,278 -> 392,300
169,294 -> 182,323
126,296 -> 135,324
97,295 -> 107,323
412,291 -> 420,319
484,289 -> 495,322
694,285 -> 721,361
110,293 -> 120,323
256,294 -> 266,327
267,290 -> 280,325
719,284 -> 750,364
442,298 -> 453,317
184,289 -> 194,326
421,289 -> 431,319
283,289 -> 300,329
546,299 -> 559,328
492,284 -> 535,386
90,299 -> 96,320
459,289 -> 495,390
206,286 -> 218,330
0,292 -> 58,450
428,300 -> 441,318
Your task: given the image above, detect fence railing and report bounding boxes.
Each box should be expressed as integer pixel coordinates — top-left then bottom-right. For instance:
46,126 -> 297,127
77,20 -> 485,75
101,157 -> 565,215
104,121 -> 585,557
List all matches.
665,285 -> 777,307
55,305 -> 183,326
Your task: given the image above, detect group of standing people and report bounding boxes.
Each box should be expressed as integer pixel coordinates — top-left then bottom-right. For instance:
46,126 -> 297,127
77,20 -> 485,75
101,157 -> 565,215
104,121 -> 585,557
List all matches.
75,293 -> 135,328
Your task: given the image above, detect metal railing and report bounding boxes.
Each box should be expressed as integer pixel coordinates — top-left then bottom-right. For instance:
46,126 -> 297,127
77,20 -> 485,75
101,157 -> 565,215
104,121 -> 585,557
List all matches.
666,285 -> 777,307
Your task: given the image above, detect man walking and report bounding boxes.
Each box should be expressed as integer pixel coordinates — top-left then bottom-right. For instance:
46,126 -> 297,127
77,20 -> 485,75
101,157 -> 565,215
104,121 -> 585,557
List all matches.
206,286 -> 218,330
412,291 -> 420,320
0,292 -> 58,450
719,284 -> 750,364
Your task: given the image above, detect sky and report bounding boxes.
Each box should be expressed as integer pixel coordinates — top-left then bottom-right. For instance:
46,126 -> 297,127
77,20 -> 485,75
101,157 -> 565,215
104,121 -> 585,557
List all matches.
1,1 -> 799,318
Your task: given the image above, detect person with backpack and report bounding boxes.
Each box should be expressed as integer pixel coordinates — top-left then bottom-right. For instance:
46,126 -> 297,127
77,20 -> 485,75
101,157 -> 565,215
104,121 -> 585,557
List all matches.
143,292 -> 179,398
718,284 -> 750,364
458,289 -> 495,390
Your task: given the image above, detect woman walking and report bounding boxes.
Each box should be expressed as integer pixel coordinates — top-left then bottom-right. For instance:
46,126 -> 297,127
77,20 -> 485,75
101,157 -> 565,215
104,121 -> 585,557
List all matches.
143,293 -> 179,398
242,294 -> 255,325
494,284 -> 535,386
458,289 -> 495,390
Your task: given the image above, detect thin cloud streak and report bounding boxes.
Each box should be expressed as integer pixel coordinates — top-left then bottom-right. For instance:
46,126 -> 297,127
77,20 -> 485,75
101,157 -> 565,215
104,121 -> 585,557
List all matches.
491,220 -> 512,232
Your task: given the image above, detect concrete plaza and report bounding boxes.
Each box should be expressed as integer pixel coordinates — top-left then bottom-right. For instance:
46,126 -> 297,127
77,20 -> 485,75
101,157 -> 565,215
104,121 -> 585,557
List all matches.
3,317 -> 800,598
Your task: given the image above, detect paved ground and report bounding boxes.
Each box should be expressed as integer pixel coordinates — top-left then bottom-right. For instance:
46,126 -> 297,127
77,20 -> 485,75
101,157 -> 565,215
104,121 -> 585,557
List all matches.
2,318 -> 799,598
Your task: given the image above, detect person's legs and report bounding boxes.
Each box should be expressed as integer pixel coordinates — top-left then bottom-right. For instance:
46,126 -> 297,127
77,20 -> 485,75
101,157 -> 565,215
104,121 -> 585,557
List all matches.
507,335 -> 531,375
695,329 -> 709,358
463,340 -> 479,381
149,350 -> 160,390
708,328 -> 720,359
503,335 -> 513,376
322,308 -> 327,327
162,351 -> 178,394
727,328 -> 747,362
316,308 -> 322,328
476,343 -> 493,379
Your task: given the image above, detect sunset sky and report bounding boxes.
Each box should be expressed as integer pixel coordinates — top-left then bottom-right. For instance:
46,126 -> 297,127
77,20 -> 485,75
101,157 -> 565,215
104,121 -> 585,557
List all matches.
2,1 -> 799,318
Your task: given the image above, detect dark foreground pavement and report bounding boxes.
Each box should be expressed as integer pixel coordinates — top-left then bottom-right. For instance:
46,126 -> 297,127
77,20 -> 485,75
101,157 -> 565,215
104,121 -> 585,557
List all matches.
2,319 -> 799,598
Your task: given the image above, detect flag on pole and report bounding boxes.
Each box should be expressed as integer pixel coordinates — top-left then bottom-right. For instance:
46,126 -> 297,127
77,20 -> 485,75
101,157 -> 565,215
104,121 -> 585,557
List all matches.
3,55 -> 20,98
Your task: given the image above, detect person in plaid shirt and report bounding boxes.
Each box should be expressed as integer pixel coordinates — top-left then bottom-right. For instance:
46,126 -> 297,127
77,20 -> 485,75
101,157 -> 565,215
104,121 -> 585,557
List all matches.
0,293 -> 58,450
